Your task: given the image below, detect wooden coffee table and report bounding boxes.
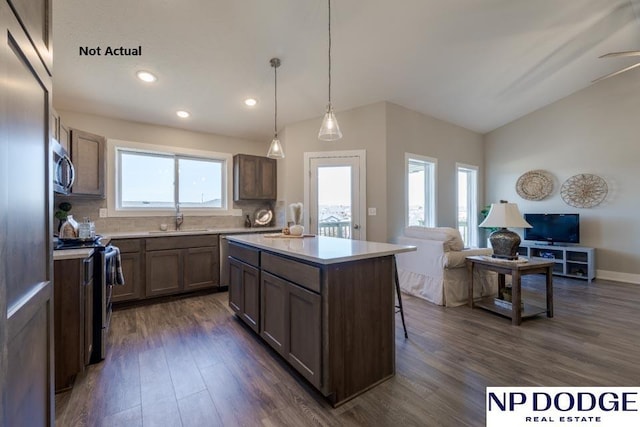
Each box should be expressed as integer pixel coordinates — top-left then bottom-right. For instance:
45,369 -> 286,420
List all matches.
466,256 -> 554,325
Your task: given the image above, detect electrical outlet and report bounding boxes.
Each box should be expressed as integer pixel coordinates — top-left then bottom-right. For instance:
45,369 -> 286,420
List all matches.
99,208 -> 108,218
368,207 -> 377,216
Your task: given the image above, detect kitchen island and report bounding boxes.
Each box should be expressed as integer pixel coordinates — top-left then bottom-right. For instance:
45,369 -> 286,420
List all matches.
225,234 -> 415,407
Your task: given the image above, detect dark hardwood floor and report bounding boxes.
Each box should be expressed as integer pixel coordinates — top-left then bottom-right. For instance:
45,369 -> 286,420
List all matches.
55,276 -> 640,426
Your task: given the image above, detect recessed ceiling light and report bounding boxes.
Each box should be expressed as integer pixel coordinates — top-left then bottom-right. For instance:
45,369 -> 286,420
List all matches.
244,98 -> 258,107
176,110 -> 190,118
136,70 -> 157,83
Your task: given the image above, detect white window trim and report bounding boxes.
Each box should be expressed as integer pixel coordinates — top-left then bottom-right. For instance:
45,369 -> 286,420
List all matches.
106,139 -> 242,217
456,162 -> 479,247
405,153 -> 437,228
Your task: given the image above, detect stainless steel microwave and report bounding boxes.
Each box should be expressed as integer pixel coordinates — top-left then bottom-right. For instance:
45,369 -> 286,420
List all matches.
52,139 -> 75,194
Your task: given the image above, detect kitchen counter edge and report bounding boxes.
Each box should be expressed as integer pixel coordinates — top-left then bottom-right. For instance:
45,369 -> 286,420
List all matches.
226,234 -> 416,265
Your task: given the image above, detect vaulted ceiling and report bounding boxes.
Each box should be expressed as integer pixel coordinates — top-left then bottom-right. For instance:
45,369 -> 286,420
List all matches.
53,0 -> 640,141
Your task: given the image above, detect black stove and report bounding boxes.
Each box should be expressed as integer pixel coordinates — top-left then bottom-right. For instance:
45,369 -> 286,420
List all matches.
53,235 -> 107,250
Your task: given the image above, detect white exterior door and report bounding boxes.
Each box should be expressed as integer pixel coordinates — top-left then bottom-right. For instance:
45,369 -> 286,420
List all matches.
304,151 -> 366,240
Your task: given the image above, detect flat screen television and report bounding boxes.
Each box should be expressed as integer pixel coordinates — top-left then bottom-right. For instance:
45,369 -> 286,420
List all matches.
524,213 -> 579,245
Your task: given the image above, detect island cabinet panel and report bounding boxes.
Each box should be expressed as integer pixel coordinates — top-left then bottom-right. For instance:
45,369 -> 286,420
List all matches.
226,235 -> 403,407
324,256 -> 395,404
228,258 -> 243,314
260,271 -> 321,387
228,243 -> 261,332
110,238 -> 144,303
287,281 -> 321,388
146,249 -> 183,297
241,263 -> 260,332
261,252 -> 320,293
260,272 -> 287,355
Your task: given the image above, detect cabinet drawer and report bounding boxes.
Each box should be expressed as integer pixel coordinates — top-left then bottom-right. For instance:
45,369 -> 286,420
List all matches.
261,252 -> 320,293
110,238 -> 142,253
146,234 -> 218,251
228,242 -> 260,267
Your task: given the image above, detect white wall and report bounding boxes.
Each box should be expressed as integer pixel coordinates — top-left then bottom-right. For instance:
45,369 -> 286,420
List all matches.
484,69 -> 640,281
58,110 -> 267,155
56,110 -> 270,231
279,102 -> 388,242
385,102 -> 485,241
278,101 -> 486,243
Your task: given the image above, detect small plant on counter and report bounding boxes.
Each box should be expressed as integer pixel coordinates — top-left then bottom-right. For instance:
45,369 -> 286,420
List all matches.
55,202 -> 72,232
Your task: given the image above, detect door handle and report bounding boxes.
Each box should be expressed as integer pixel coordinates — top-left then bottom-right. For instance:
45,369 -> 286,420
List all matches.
353,224 -> 360,230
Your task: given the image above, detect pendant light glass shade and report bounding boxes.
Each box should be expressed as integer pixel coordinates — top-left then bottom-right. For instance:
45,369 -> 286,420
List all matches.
267,137 -> 284,158
267,58 -> 285,159
318,104 -> 342,141
318,0 -> 342,141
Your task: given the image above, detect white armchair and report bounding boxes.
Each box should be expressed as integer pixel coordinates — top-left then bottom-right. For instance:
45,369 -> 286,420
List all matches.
395,227 -> 497,307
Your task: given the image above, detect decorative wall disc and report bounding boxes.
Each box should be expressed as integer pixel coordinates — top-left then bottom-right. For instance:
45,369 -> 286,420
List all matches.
560,174 -> 608,208
516,170 -> 553,201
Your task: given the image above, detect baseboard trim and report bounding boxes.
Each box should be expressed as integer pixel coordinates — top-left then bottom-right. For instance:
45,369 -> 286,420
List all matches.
596,270 -> 640,285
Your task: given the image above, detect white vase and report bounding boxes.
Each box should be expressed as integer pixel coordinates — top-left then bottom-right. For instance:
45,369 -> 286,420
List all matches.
289,224 -> 304,236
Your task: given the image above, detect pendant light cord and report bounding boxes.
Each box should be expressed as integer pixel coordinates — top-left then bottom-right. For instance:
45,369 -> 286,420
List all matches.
328,0 -> 332,105
274,62 -> 278,137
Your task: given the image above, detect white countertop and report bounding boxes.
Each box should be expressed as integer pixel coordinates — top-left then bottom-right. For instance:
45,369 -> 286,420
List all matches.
52,227 -> 280,260
53,247 -> 95,261
226,234 -> 416,265
104,226 -> 281,239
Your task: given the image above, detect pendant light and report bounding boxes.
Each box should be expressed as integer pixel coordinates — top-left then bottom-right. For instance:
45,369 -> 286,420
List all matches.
267,58 -> 285,159
318,0 -> 342,141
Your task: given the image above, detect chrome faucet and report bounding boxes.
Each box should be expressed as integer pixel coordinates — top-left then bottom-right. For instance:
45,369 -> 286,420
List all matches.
175,203 -> 184,230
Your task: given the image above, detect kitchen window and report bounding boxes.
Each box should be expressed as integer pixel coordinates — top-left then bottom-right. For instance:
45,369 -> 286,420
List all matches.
108,140 -> 237,217
118,150 -> 225,209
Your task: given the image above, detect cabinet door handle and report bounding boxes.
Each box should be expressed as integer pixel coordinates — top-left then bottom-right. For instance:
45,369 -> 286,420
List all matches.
353,224 -> 360,230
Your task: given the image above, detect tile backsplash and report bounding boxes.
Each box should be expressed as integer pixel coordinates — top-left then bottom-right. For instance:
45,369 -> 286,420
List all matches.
54,196 -> 279,234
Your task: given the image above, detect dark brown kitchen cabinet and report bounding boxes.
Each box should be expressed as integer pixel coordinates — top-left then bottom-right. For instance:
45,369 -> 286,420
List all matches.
260,272 -> 287,355
1,1 -> 54,424
229,258 -> 260,332
51,108 -> 70,152
146,249 -> 183,297
54,254 -> 94,392
70,128 -> 106,198
228,242 -> 261,332
184,246 -> 220,291
145,235 -> 219,298
260,271 -> 321,389
110,238 -> 144,303
233,154 -> 277,201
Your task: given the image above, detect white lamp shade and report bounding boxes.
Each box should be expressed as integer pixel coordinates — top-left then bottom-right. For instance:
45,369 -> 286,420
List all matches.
318,105 -> 342,141
267,137 -> 285,159
479,202 -> 532,228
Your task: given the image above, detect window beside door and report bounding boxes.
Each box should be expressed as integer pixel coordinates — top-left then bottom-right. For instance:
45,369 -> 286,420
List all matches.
457,163 -> 478,247
406,153 -> 437,227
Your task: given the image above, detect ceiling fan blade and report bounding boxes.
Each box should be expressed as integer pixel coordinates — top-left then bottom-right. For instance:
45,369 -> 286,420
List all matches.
592,61 -> 640,83
599,51 -> 640,58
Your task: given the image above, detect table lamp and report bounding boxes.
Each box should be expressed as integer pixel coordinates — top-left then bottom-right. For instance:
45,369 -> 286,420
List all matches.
479,200 -> 532,260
